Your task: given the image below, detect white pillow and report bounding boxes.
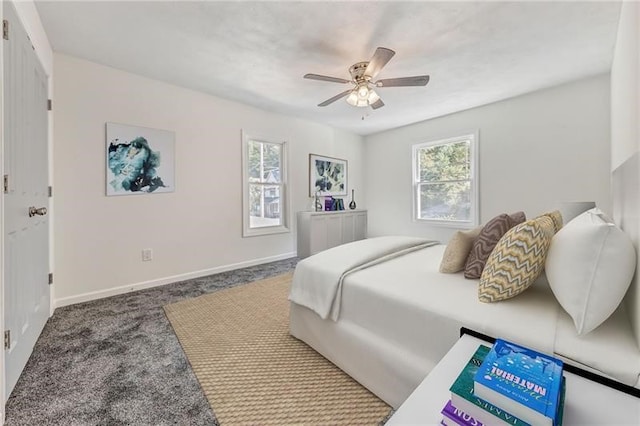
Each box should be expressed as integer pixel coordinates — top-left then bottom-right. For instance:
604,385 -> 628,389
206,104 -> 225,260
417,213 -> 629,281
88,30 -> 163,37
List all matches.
546,208 -> 636,335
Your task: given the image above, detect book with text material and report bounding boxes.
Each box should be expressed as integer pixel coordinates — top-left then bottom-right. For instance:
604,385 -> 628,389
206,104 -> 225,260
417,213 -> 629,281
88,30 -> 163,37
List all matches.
441,400 -> 484,426
450,345 -> 531,426
473,339 -> 564,426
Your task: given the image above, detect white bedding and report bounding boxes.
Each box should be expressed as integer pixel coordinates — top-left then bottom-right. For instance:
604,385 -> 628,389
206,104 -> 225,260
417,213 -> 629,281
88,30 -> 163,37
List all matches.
339,244 -> 561,354
289,236 -> 437,320
289,240 -> 640,408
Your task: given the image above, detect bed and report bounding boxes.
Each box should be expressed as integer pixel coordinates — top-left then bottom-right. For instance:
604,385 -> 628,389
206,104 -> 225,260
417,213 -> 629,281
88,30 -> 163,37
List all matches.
289,157 -> 640,409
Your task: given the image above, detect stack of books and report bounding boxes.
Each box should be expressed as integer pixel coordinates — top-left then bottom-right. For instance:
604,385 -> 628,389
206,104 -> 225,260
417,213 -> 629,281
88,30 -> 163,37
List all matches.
441,339 -> 566,426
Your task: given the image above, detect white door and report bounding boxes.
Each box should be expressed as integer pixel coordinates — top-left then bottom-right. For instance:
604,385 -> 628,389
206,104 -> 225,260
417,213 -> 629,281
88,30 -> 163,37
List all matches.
3,2 -> 50,398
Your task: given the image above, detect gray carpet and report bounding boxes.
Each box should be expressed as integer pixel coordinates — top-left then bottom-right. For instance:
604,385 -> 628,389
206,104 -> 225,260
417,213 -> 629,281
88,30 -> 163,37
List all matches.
4,258 -> 298,425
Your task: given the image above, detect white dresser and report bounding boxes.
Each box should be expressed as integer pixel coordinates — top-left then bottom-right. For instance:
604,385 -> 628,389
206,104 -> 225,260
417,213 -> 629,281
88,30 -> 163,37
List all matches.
296,210 -> 367,258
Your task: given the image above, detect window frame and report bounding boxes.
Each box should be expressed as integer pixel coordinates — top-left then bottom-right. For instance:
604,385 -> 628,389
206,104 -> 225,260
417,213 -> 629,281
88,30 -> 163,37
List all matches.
241,131 -> 290,237
411,132 -> 479,228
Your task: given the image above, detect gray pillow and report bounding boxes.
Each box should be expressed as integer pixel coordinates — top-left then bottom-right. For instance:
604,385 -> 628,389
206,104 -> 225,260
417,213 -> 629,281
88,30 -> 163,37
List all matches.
464,213 -> 522,279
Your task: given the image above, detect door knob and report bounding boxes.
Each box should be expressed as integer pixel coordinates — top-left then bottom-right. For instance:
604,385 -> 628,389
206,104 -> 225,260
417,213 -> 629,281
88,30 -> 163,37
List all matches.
28,206 -> 47,217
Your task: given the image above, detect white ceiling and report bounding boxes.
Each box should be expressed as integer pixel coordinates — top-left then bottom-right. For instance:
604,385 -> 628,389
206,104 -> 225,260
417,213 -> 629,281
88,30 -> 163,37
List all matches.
35,1 -> 621,136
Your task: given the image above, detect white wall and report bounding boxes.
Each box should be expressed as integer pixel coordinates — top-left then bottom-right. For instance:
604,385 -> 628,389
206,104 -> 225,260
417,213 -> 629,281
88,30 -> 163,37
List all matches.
611,1 -> 639,169
611,2 -> 640,345
364,74 -> 611,243
53,54 -> 364,305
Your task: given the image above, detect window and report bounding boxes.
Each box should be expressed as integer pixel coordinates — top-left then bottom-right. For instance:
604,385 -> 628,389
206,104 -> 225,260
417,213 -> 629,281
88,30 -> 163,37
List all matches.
412,133 -> 478,226
242,132 -> 289,237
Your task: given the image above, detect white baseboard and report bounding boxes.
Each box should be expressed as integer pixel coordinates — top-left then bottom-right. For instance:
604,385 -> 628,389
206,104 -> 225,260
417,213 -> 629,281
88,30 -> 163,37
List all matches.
53,252 -> 296,309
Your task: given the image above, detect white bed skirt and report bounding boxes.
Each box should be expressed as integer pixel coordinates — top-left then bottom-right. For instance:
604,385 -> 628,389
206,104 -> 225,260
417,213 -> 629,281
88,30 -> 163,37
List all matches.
290,301 -> 462,408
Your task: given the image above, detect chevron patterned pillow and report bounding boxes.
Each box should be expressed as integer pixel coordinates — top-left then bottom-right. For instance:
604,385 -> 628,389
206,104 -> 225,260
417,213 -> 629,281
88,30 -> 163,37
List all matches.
537,210 -> 563,233
478,216 -> 556,303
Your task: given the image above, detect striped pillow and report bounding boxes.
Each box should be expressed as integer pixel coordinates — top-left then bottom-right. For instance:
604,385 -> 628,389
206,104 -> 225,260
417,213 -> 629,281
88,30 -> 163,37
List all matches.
478,216 -> 556,303
464,213 -> 524,279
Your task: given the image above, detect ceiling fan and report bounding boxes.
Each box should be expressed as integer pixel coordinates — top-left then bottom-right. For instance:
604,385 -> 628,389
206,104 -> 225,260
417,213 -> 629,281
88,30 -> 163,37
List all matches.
304,47 -> 430,110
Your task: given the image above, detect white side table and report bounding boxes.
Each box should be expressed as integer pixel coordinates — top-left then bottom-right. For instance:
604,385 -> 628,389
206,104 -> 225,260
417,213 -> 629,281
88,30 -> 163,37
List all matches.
387,333 -> 640,425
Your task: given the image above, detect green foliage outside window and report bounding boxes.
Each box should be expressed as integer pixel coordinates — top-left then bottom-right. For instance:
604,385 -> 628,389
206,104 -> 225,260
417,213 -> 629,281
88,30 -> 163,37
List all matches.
417,140 -> 472,221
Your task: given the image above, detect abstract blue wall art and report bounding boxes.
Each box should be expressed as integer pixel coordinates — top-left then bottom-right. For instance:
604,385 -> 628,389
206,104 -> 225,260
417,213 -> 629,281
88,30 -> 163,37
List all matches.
106,123 -> 175,196
309,154 -> 347,197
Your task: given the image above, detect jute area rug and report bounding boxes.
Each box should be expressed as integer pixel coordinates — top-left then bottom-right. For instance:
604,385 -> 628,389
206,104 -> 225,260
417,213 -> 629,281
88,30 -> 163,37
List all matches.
164,272 -> 391,425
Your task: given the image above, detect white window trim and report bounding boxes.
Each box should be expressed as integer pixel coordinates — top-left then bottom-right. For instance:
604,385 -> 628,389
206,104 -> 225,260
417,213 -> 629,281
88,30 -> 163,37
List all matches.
411,132 -> 479,228
241,131 -> 290,237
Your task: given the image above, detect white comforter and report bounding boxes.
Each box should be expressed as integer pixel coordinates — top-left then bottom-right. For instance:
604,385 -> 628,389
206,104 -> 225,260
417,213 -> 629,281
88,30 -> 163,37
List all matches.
290,239 -> 640,398
289,236 -> 438,320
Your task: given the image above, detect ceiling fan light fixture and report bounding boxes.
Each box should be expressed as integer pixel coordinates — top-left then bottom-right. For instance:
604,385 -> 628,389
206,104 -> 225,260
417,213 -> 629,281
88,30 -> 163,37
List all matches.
346,86 -> 380,108
348,93 -> 368,107
357,84 -> 369,98
346,91 -> 359,106
367,89 -> 380,104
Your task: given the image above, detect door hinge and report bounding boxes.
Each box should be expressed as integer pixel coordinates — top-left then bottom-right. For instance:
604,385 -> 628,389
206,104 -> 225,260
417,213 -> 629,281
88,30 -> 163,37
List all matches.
3,174 -> 8,193
2,20 -> 8,41
47,99 -> 52,111
4,330 -> 10,350
48,186 -> 53,197
48,273 -> 53,285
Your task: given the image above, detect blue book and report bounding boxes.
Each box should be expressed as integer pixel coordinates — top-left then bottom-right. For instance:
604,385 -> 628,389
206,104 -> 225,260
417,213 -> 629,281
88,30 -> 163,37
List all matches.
450,345 -> 530,426
473,339 -> 564,426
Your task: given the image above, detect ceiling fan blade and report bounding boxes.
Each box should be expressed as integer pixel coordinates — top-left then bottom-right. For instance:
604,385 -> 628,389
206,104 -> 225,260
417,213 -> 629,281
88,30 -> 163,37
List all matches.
376,75 -> 430,87
304,73 -> 351,84
364,47 -> 396,79
370,99 -> 385,110
318,89 -> 353,107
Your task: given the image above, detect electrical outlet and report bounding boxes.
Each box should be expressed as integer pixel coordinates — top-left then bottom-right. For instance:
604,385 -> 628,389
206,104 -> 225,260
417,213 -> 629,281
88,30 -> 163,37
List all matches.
142,248 -> 153,262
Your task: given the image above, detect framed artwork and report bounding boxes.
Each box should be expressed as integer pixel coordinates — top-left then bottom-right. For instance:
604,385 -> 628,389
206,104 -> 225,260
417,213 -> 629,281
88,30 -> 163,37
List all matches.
105,122 -> 175,196
309,154 -> 347,196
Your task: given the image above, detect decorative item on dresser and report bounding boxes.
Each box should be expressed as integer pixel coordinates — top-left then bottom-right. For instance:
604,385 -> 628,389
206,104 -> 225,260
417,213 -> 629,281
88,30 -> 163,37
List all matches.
314,191 -> 323,212
324,197 -> 334,211
349,189 -> 357,209
296,210 -> 367,258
